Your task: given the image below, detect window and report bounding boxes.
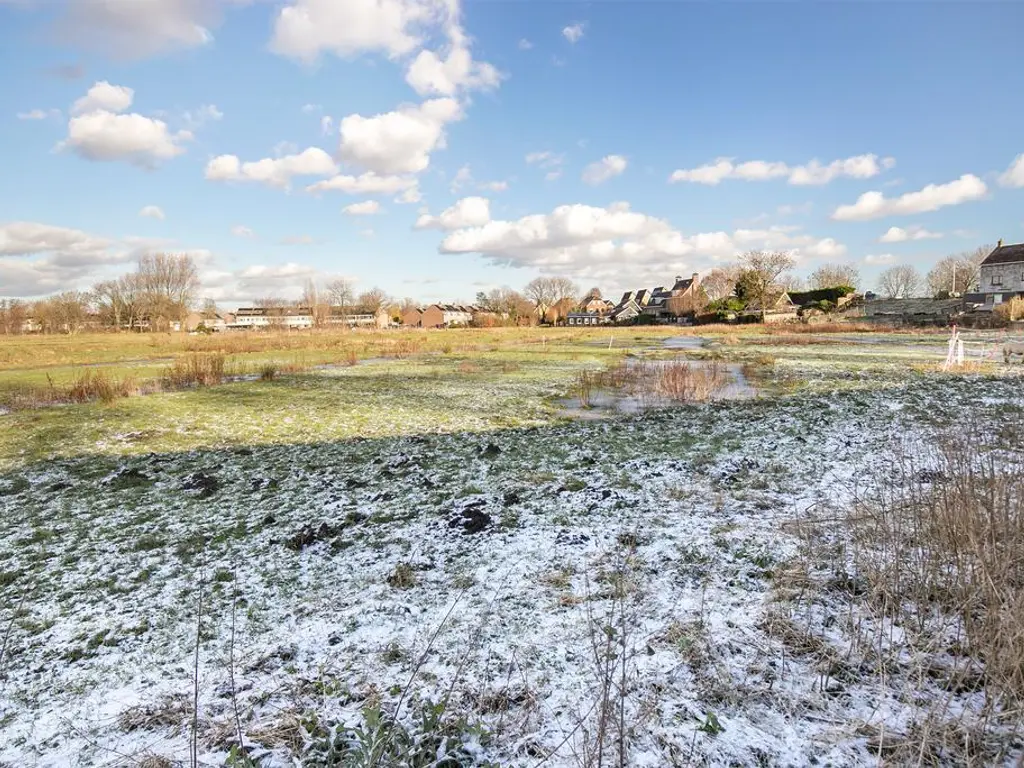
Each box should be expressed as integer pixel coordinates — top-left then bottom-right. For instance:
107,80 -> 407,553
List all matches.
992,274 -> 1003,286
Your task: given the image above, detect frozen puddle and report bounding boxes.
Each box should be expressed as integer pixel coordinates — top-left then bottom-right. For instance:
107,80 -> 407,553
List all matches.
662,335 -> 706,350
556,358 -> 756,419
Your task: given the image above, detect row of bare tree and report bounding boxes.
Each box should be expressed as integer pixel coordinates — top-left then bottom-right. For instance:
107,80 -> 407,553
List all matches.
1,254 -> 200,334
0,244 -> 998,334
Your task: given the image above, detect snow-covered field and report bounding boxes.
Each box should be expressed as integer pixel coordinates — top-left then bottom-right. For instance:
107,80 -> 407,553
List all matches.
1,335 -> 1023,766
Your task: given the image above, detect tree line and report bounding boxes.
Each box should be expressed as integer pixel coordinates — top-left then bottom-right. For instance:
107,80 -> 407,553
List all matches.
0,243 -> 997,334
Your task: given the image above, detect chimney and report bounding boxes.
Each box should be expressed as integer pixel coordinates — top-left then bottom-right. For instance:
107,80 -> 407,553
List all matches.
997,238 -> 1003,248
675,275 -> 682,283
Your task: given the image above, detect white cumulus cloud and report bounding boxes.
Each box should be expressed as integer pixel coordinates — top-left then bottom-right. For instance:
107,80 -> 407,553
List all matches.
433,201 -> 846,284
71,81 -> 134,115
205,147 -> 337,188
270,0 -> 446,62
879,225 -> 943,243
343,200 -> 382,215
582,154 -> 627,185
17,108 -> 61,121
999,154 -> 1024,188
562,23 -> 584,43
306,172 -> 418,195
405,26 -> 501,96
832,174 -> 987,221
669,154 -> 893,186
62,110 -> 191,166
57,0 -> 231,58
864,253 -> 895,265
415,196 -> 491,230
338,97 -> 463,175
231,225 -> 255,238
139,205 -> 165,220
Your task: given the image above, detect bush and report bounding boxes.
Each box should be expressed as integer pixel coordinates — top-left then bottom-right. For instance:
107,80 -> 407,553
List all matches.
164,353 -> 225,388
994,297 -> 1024,324
706,297 -> 745,313
696,310 -> 735,325
797,299 -> 836,316
787,286 -> 855,307
66,370 -> 137,404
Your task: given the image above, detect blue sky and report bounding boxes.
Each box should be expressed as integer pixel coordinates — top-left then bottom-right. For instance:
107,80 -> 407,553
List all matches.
1,0 -> 1023,307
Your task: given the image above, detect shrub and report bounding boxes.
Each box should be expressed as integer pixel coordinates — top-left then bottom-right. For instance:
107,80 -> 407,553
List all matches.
706,297 -> 745,313
164,353 -> 225,388
994,297 -> 1024,324
66,370 -> 137,404
787,286 -> 856,306
259,363 -> 278,381
387,563 -> 416,589
785,419 -> 1024,761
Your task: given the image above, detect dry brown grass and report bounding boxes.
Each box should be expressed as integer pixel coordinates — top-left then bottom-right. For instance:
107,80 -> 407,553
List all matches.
780,419 -> 1024,762
764,321 -> 897,334
994,297 -> 1024,323
1,370 -> 143,408
164,353 -> 226,388
66,370 -> 139,403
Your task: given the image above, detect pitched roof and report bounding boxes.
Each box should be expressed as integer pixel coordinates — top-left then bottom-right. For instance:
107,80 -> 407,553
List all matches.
982,242 -> 1024,266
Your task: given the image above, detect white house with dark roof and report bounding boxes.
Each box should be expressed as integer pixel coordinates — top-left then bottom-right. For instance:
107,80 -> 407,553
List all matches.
978,240 -> 1024,306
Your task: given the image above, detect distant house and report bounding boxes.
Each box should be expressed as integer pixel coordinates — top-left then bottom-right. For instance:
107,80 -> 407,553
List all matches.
401,307 -> 424,327
743,292 -> 798,324
185,313 -> 227,332
228,307 -> 314,330
566,312 -> 610,326
421,304 -> 474,328
603,274 -> 706,325
609,295 -> 643,323
643,274 -> 705,319
580,297 -> 614,314
978,240 -> 1024,308
327,309 -> 389,328
20,317 -> 42,333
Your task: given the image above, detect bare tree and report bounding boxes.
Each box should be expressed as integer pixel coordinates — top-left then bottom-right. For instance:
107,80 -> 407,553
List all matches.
36,291 -> 91,334
326,279 -> 355,318
93,274 -> 142,330
0,300 -> 28,335
524,277 -> 557,318
136,253 -> 199,329
357,287 -> 389,314
302,279 -> 330,327
524,276 -> 578,319
200,298 -> 219,319
808,263 -> 860,290
927,245 -> 992,296
877,265 -> 921,299
583,286 -> 602,302
736,250 -> 795,312
779,273 -> 807,292
550,276 -> 580,305
700,266 -> 740,301
479,286 -> 535,325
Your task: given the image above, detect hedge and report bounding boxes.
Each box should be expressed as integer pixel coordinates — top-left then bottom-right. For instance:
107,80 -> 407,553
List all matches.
787,286 -> 855,306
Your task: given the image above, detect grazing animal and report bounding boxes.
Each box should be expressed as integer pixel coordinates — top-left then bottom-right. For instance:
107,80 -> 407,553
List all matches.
1003,342 -> 1024,363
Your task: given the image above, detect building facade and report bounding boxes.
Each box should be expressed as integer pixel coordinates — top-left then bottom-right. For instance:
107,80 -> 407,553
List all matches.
978,241 -> 1024,306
